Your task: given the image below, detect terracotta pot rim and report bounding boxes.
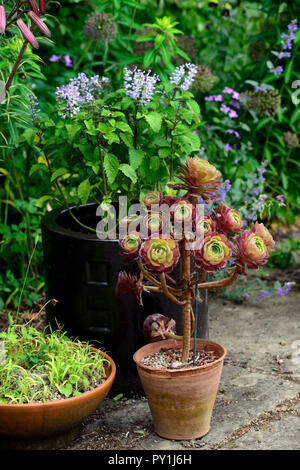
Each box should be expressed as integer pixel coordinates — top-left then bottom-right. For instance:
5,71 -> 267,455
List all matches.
133,338 -> 226,375
0,347 -> 116,409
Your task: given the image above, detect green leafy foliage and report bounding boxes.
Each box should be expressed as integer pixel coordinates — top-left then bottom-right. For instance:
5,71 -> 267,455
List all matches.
0,319 -> 108,403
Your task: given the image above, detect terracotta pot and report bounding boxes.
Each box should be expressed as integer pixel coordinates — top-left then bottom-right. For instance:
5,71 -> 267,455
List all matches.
133,338 -> 226,440
0,348 -> 116,449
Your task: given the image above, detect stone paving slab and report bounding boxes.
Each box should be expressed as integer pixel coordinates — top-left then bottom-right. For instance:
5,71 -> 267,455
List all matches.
209,290 -> 300,380
219,416 -> 300,450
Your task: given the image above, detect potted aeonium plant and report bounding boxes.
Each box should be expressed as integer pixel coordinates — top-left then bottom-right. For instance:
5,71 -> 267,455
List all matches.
37,63 -> 205,390
116,156 -> 275,441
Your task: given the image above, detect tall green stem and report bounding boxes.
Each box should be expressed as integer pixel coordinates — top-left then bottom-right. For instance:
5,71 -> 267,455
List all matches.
5,39 -> 28,92
96,134 -> 108,196
73,39 -> 94,73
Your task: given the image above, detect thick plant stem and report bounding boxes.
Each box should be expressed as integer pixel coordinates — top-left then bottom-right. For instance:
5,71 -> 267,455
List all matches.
5,39 -> 28,92
180,239 -> 191,363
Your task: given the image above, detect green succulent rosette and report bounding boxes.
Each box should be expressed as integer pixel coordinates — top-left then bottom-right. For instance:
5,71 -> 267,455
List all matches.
139,235 -> 180,273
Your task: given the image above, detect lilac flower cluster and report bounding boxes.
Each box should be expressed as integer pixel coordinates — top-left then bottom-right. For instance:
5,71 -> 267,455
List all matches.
220,104 -> 238,119
204,94 -> 222,102
243,160 -> 268,222
270,65 -> 283,76
216,179 -> 231,203
56,73 -> 108,119
255,281 -> 296,302
26,93 -> 40,123
169,63 -> 198,91
281,19 -> 298,50
222,86 -> 239,101
275,282 -> 295,296
50,54 -> 73,68
205,86 -> 240,120
255,289 -> 269,302
270,19 -> 298,76
123,67 -> 159,106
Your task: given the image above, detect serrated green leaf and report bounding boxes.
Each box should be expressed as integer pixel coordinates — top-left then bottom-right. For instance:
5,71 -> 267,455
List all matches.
119,164 -> 137,183
115,121 -> 133,134
66,123 -> 82,143
120,133 -> 133,147
129,148 -> 144,170
186,99 -> 200,117
184,132 -> 200,151
158,148 -> 171,158
144,112 -> 162,133
104,153 -> 119,185
78,179 -> 91,205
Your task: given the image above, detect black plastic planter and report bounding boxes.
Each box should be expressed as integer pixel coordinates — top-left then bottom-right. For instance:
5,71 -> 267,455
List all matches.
41,202 -> 208,395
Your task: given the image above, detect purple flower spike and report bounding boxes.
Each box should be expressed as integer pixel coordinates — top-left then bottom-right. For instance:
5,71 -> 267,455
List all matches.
124,67 -> 159,105
270,66 -> 283,76
170,63 -> 198,91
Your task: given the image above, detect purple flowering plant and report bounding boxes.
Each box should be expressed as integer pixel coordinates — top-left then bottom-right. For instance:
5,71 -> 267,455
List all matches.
27,63 -> 205,216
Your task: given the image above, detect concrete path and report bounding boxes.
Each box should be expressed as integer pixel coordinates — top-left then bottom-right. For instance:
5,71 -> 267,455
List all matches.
65,277 -> 300,451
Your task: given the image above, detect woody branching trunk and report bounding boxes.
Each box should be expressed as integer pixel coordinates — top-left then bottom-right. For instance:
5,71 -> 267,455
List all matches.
136,245 -> 239,363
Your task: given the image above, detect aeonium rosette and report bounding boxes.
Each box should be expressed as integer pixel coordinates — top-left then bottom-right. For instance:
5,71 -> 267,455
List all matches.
142,212 -> 165,236
120,232 -> 142,260
139,234 -> 180,274
214,203 -> 243,234
168,157 -> 221,201
171,199 -> 195,225
143,191 -> 163,209
251,222 -> 275,251
119,214 -> 142,233
232,226 -> 270,273
195,215 -> 216,236
195,232 -> 231,272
